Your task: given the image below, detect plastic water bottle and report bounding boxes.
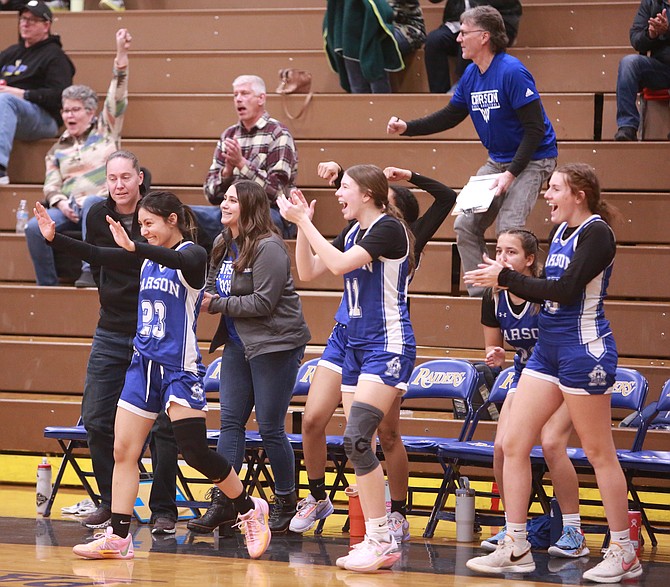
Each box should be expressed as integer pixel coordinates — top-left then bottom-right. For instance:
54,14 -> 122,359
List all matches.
455,476 -> 476,542
36,457 -> 52,516
15,199 -> 28,234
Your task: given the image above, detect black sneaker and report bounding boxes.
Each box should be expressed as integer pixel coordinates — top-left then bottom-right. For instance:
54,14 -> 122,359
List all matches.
614,126 -> 637,141
186,487 -> 236,534
268,492 -> 297,534
82,505 -> 112,529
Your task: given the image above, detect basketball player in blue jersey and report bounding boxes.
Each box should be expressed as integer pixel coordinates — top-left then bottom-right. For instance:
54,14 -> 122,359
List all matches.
287,162 -> 455,541
464,164 -> 642,583
479,229 -> 588,559
278,165 -> 417,573
34,192 -> 271,561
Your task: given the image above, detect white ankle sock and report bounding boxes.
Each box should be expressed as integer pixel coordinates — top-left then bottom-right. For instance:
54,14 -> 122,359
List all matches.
366,515 -> 390,543
562,513 -> 581,530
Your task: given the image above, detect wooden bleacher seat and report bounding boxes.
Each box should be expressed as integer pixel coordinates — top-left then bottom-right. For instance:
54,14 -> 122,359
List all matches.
8,139 -> 670,190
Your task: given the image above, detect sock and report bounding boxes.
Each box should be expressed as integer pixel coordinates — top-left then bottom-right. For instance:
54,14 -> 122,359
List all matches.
507,522 -> 528,544
391,499 -> 406,517
562,513 -> 581,531
111,513 -> 132,538
366,514 -> 390,543
231,491 -> 254,516
611,529 -> 633,551
308,477 -> 328,502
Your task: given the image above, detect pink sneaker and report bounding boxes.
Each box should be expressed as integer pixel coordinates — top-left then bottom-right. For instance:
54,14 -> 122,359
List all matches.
234,496 -> 271,559
340,535 -> 400,572
72,527 -> 134,560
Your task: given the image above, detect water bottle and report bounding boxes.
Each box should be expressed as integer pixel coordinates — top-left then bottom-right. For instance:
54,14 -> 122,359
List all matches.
455,476 -> 476,542
36,457 -> 52,516
550,497 -> 563,545
15,199 -> 28,234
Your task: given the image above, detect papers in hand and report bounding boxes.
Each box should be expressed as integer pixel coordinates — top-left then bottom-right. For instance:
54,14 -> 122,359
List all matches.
452,173 -> 502,215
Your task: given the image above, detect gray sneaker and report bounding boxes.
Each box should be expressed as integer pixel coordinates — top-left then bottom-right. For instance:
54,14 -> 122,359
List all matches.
82,505 -> 111,529
151,517 -> 176,535
288,495 -> 334,533
388,511 -> 410,542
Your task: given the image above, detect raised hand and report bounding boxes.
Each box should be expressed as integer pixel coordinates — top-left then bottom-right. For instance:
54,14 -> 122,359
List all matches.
384,166 -> 411,182
33,201 -> 56,242
106,215 -> 135,251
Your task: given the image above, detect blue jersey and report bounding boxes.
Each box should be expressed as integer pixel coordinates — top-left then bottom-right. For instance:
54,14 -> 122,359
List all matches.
135,241 -> 205,374
342,215 -> 415,356
451,52 -> 557,162
493,291 -> 539,377
540,216 -> 613,345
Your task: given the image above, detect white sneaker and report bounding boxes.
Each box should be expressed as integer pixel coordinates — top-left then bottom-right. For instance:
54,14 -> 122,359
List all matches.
0,173 -> 9,185
61,498 -> 96,515
466,535 -> 535,575
582,543 -> 642,583
343,535 -> 400,573
289,495 -> 334,533
336,537 -> 400,570
387,511 -> 410,542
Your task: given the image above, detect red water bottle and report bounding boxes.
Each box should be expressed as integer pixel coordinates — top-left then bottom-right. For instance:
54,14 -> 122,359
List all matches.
345,485 -> 365,543
628,510 -> 642,556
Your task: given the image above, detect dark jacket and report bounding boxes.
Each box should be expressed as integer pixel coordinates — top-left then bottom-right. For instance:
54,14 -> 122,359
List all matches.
0,34 -> 75,123
431,0 -> 522,38
206,233 -> 311,359
630,0 -> 670,66
83,197 -> 144,335
324,0 -> 404,91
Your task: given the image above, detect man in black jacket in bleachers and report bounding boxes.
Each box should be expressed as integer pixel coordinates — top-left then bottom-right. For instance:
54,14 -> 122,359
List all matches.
0,0 -> 74,183
615,0 -> 670,141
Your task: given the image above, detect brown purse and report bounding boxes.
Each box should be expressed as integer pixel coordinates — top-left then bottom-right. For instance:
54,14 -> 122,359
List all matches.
276,68 -> 313,120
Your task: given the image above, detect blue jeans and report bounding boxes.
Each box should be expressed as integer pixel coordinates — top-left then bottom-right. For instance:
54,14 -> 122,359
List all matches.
0,94 -> 58,168
217,341 -> 305,495
454,157 -> 557,296
82,327 -> 178,518
192,204 -> 295,240
25,195 -> 104,285
616,53 -> 670,130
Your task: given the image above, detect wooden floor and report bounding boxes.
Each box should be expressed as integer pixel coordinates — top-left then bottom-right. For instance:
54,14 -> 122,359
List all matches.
1,486 -> 668,587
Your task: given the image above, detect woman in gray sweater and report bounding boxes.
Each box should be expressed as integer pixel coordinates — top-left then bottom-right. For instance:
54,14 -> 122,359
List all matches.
188,180 -> 310,536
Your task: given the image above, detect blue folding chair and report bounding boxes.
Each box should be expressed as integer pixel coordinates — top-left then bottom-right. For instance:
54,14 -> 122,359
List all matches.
43,419 -> 100,517
618,378 -> 670,547
399,359 -> 481,538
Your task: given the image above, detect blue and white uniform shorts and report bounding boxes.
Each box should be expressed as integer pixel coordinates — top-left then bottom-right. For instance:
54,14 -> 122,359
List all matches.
341,347 -> 415,396
118,349 -> 208,419
522,335 -> 618,395
318,322 -> 348,374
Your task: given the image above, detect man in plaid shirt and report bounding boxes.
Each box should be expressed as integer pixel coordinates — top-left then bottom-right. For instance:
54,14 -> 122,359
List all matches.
194,74 -> 298,239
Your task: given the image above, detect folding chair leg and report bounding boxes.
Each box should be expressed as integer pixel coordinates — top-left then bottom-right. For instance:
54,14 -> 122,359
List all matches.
423,463 -> 458,538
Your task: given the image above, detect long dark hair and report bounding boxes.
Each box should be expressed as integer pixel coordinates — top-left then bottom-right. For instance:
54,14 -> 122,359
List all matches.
139,190 -> 198,241
211,180 -> 280,271
556,163 -> 622,227
345,164 -> 416,274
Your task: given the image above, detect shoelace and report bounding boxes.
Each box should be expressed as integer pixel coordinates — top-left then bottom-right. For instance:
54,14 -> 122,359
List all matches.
268,498 -> 289,523
296,498 -> 315,515
233,514 -> 258,542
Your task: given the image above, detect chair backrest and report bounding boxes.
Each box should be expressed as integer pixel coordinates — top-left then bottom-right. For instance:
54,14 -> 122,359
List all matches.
405,359 -> 480,436
488,366 -> 516,405
292,358 -> 321,397
611,367 -> 648,413
204,357 -> 222,394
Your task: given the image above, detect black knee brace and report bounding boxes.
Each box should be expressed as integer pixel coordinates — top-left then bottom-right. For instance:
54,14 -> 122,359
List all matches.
343,401 -> 384,476
171,418 -> 232,483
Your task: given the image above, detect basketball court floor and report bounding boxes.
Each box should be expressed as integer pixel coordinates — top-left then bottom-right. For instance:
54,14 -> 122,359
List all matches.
1,486 -> 667,587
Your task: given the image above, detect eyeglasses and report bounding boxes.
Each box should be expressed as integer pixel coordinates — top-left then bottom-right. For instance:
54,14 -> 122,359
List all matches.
458,29 -> 487,38
19,16 -> 46,26
61,106 -> 85,115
